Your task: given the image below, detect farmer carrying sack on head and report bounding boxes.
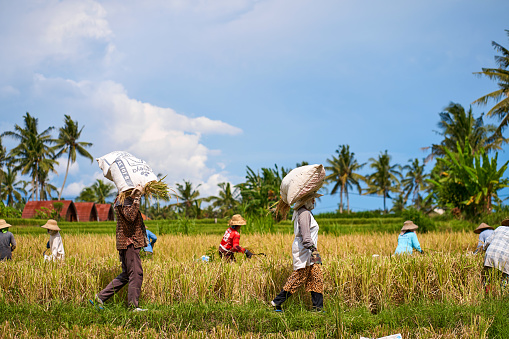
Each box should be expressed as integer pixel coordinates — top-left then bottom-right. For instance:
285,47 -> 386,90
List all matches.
271,164 -> 326,312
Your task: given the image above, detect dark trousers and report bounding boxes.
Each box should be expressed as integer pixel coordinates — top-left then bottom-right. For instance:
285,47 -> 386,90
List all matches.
218,247 -> 235,262
98,244 -> 143,308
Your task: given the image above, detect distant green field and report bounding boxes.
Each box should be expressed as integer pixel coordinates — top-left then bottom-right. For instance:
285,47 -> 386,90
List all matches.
5,216 -> 474,235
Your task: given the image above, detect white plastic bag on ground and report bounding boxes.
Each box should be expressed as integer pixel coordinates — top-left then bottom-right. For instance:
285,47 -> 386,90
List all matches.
96,151 -> 158,193
280,164 -> 325,205
360,334 -> 402,339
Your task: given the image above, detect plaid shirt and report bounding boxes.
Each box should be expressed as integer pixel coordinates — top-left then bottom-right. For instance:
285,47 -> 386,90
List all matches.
114,197 -> 148,250
484,226 -> 509,274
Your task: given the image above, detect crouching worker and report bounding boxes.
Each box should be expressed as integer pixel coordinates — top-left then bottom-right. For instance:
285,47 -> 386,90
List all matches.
142,229 -> 157,258
473,223 -> 494,254
41,219 -> 65,260
394,221 -> 423,255
271,194 -> 324,312
482,218 -> 509,291
0,220 -> 16,260
218,214 -> 253,262
90,184 -> 149,311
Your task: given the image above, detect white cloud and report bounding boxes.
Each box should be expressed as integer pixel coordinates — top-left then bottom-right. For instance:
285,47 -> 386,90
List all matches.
32,75 -> 242,192
55,158 -> 80,176
62,181 -> 86,198
197,173 -> 230,198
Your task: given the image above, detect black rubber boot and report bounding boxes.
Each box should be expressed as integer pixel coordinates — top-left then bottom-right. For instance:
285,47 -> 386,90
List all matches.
271,290 -> 292,311
311,292 -> 323,311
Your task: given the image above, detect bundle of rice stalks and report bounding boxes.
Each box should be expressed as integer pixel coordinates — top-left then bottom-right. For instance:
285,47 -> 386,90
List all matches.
117,176 -> 175,205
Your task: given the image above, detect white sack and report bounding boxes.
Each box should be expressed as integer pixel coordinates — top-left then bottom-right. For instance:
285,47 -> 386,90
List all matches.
280,164 -> 325,205
96,151 -> 132,181
96,151 -> 158,193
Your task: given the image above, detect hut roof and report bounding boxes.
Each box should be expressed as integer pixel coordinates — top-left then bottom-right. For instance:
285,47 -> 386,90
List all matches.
74,202 -> 98,222
96,203 -> 115,221
21,200 -> 78,222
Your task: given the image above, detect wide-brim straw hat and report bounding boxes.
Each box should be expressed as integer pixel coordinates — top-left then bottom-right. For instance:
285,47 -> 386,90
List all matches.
40,219 -> 61,231
401,220 -> 418,232
229,214 -> 247,226
474,222 -> 494,234
0,219 -> 11,229
293,192 -> 323,211
501,218 -> 509,226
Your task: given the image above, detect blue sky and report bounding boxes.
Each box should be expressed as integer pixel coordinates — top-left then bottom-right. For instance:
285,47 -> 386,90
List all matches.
0,0 -> 508,212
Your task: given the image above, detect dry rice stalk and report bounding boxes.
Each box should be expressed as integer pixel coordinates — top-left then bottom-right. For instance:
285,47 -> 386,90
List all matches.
117,176 -> 175,205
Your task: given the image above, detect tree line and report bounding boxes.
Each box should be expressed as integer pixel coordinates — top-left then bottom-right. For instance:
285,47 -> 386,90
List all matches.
1,31 -> 509,221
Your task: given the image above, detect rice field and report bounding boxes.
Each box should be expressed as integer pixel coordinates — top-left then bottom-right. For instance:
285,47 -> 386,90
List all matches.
1,231 -> 507,338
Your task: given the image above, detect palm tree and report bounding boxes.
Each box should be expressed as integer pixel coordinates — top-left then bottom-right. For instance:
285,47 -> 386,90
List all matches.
0,137 -> 8,193
208,182 -> 241,217
401,158 -> 429,210
2,113 -> 56,200
236,165 -> 289,215
427,103 -> 504,161
364,150 -> 401,213
76,179 -> 116,204
473,30 -> 509,137
53,115 -> 94,200
38,169 -> 58,201
325,145 -> 365,213
175,180 -> 201,217
1,167 -> 26,207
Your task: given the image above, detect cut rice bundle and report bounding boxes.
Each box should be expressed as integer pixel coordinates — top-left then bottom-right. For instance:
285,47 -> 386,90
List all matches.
117,176 -> 175,205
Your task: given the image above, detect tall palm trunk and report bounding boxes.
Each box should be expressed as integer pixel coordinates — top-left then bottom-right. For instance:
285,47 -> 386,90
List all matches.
345,186 -> 350,214
58,152 -> 71,200
339,184 -> 344,213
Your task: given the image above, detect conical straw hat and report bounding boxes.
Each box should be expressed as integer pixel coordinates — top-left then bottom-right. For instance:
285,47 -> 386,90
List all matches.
228,214 -> 247,226
0,219 -> 11,229
474,222 -> 494,234
40,219 -> 61,231
401,220 -> 418,232
501,218 -> 509,226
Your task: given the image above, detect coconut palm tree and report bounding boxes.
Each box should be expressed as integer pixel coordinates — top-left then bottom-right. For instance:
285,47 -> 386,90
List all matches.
427,103 -> 504,161
208,182 -> 241,217
364,150 -> 401,213
175,180 -> 201,217
2,113 -> 56,200
325,145 -> 365,213
1,167 -> 26,207
473,30 -> 509,137
38,169 -> 58,201
401,158 -> 429,210
76,179 -> 116,204
53,115 -> 94,200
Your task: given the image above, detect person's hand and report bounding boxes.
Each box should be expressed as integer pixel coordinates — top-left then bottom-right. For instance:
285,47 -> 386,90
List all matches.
245,249 -> 253,259
420,250 -> 425,255
131,184 -> 144,199
311,250 -> 322,264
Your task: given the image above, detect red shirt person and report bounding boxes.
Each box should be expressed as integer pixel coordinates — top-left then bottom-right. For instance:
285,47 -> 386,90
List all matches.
219,214 -> 253,261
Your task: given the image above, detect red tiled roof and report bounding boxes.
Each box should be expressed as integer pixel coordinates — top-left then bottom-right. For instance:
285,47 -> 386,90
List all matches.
96,203 -> 115,221
74,202 -> 98,222
21,200 -> 78,222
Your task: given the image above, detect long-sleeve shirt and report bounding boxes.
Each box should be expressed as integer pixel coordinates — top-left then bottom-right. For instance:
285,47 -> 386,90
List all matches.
48,232 -> 65,260
114,197 -> 148,250
394,231 -> 422,254
474,229 -> 494,254
484,226 -> 509,274
143,229 -> 157,253
291,207 -> 319,270
219,227 -> 245,253
0,231 -> 16,260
